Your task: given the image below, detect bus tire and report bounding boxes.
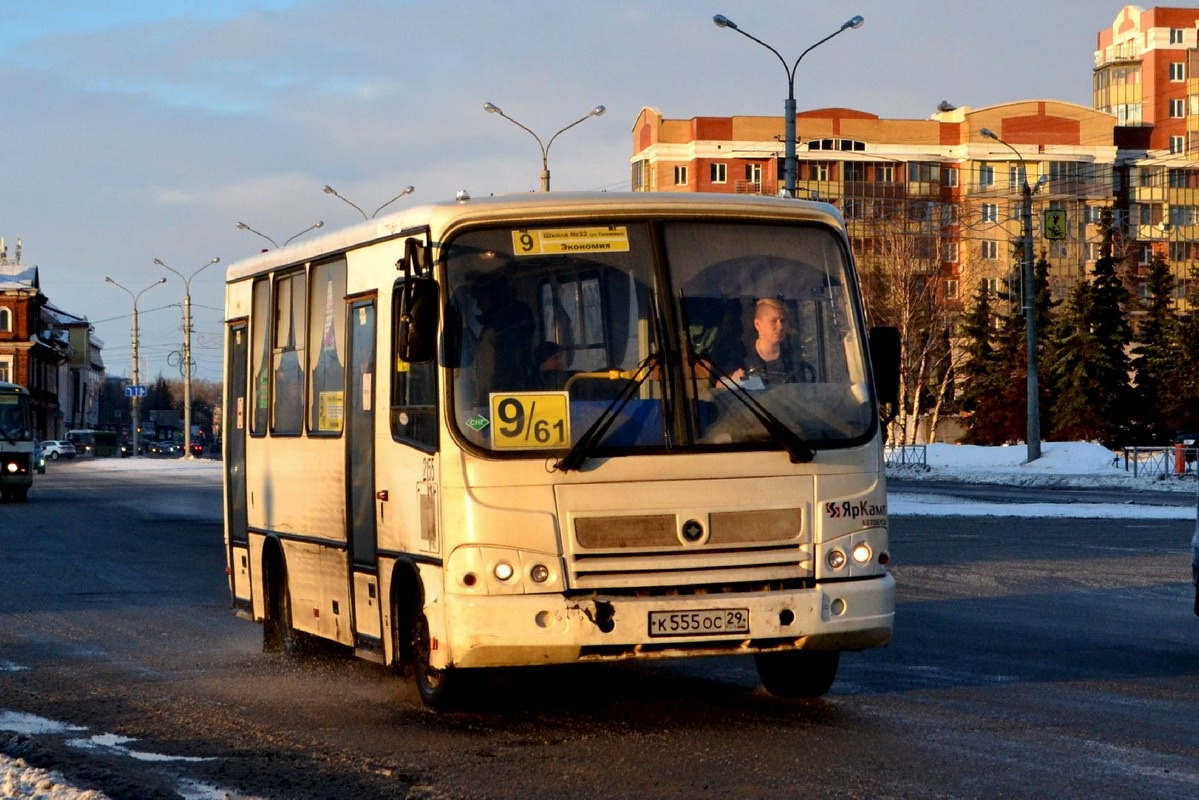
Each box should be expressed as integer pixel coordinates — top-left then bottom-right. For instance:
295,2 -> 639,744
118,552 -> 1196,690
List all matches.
754,649 -> 840,699
410,605 -> 460,709
264,556 -> 313,659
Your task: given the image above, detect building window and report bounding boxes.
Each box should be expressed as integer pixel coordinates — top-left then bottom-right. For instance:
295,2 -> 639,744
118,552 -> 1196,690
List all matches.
981,203 -> 998,223
943,279 -> 959,300
978,164 -> 995,187
1139,245 -> 1152,265
1171,62 -> 1185,81
942,242 -> 959,263
983,277 -> 999,296
1008,164 -> 1027,190
0,307 -> 10,332
673,165 -> 688,186
710,163 -> 727,184
943,167 -> 958,187
1086,242 -> 1099,262
1171,135 -> 1186,154
1171,27 -> 1185,44
0,355 -> 10,383
1170,98 -> 1186,118
982,240 -> 999,260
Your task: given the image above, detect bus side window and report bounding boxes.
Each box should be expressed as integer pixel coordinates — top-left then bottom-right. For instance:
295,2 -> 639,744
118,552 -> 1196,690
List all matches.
391,279 -> 438,451
308,259 -> 347,435
272,270 -> 306,435
250,277 -> 271,436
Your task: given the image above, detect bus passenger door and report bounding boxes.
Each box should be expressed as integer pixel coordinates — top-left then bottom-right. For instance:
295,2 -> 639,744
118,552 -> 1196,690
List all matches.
346,298 -> 384,651
225,322 -> 252,613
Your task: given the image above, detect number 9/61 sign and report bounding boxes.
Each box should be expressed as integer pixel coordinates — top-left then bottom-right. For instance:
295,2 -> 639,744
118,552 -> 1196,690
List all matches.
488,392 -> 571,450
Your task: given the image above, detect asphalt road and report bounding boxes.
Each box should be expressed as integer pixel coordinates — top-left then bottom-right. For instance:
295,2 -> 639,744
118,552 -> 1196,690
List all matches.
1,462 -> 1197,799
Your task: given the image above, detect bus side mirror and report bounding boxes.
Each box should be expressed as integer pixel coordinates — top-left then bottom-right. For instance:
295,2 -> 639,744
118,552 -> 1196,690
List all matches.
397,278 -> 439,363
869,326 -> 900,416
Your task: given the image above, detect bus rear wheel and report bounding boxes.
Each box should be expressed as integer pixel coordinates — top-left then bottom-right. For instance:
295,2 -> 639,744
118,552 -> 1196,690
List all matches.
754,649 -> 840,699
267,566 -> 313,659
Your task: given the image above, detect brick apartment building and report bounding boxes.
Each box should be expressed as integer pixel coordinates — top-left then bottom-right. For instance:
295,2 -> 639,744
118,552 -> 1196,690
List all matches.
630,4 -> 1199,312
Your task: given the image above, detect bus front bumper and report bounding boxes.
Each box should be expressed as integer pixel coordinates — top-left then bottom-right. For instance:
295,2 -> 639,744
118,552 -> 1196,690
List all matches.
439,573 -> 894,670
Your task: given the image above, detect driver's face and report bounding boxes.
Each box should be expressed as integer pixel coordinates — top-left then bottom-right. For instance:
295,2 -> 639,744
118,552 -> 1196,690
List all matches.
754,308 -> 786,346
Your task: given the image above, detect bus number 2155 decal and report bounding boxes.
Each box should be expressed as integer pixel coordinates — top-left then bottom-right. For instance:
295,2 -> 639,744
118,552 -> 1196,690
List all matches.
488,392 -> 571,450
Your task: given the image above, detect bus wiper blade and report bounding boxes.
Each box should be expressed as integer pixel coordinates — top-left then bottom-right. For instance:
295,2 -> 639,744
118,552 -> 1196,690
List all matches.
0,427 -> 15,446
694,351 -> 814,464
554,351 -> 661,473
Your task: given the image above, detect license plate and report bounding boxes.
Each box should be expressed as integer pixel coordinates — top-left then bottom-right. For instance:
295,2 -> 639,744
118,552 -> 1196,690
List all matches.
648,608 -> 750,637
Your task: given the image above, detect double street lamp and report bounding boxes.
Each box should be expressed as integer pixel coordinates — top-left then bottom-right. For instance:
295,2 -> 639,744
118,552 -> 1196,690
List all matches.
154,257 -> 220,460
104,276 -> 166,457
322,184 -> 415,219
235,220 -> 324,249
981,127 -> 1047,463
483,102 -> 606,191
713,13 -> 864,198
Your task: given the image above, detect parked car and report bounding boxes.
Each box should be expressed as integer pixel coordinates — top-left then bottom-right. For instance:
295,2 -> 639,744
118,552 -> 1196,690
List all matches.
32,440 -> 46,474
41,440 -> 77,460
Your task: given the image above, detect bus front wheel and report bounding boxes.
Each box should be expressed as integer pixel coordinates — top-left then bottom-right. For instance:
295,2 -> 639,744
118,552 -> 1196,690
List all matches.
410,607 -> 460,709
754,649 -> 840,699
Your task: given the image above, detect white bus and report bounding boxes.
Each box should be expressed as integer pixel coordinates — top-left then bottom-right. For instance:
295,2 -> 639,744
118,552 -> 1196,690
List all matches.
0,381 -> 35,503
223,192 -> 899,707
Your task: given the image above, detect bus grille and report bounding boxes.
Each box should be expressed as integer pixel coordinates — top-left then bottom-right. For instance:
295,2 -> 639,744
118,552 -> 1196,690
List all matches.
567,508 -> 812,590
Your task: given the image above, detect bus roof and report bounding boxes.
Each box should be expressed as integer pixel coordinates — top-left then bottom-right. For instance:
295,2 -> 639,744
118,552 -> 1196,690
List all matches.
0,381 -> 29,395
223,191 -> 847,284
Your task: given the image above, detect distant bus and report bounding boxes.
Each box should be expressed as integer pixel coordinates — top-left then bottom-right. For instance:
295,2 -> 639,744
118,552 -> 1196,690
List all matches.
0,381 -> 35,502
67,429 -> 96,455
223,192 -> 900,707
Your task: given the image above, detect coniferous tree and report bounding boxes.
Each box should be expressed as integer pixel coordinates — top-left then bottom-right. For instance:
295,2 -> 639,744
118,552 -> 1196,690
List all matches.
1162,275 -> 1199,432
1130,253 -> 1178,442
1087,234 -> 1134,445
958,280 -> 1017,444
1032,251 -> 1059,438
1046,281 -> 1109,441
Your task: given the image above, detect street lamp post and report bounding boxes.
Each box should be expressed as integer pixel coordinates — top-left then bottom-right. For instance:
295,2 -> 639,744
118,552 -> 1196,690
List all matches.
713,13 -> 864,198
105,276 -> 166,457
322,185 -> 415,219
483,103 -> 606,191
981,127 -> 1045,462
235,220 -> 324,249
154,257 -> 220,460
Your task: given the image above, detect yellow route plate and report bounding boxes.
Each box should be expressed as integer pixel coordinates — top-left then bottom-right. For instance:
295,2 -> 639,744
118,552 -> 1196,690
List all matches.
488,391 -> 571,450
512,226 -> 630,256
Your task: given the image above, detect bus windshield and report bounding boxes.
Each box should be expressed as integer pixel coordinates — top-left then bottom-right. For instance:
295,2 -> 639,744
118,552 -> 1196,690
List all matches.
446,219 -> 874,457
0,390 -> 32,443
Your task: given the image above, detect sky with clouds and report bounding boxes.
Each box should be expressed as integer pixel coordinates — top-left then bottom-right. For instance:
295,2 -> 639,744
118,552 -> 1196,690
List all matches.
0,0 -> 1124,381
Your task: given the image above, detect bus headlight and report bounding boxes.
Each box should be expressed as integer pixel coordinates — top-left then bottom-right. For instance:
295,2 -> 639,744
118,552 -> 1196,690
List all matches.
827,549 -> 847,570
447,546 -> 563,595
851,542 -> 872,565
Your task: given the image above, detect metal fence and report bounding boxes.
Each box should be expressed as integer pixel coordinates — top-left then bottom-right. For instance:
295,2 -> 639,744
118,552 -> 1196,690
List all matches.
884,443 -> 928,470
1119,446 -> 1198,479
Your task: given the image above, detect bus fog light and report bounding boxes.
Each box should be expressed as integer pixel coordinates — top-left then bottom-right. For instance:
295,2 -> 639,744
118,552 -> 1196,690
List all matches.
493,561 -> 515,582
830,598 -> 846,616
530,564 -> 550,583
827,549 -> 846,569
5,462 -> 16,473
852,543 -> 872,564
